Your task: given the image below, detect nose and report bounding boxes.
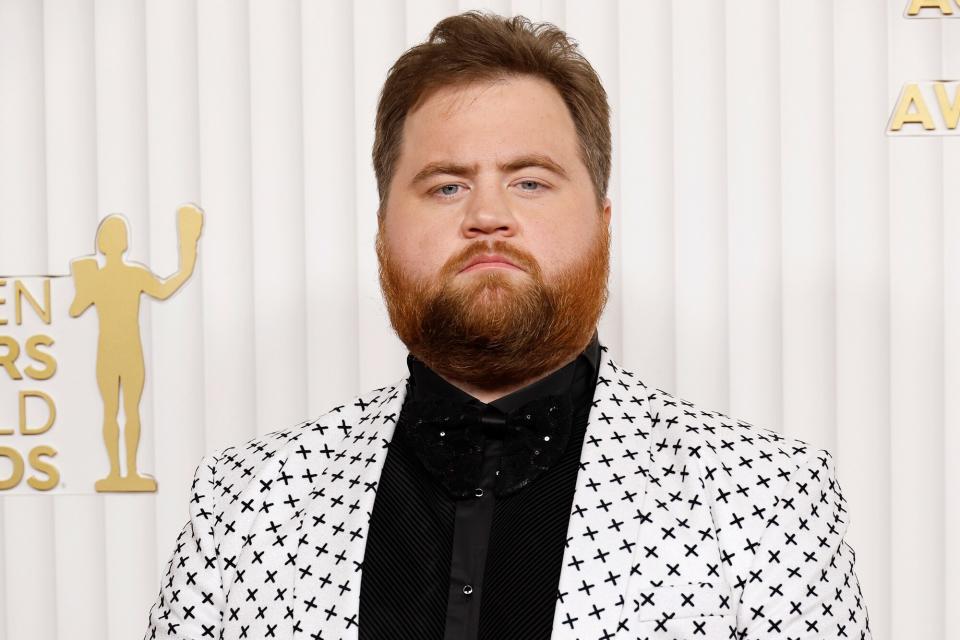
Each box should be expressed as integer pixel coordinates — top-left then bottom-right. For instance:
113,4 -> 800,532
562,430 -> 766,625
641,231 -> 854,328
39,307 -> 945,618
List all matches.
460,181 -> 518,239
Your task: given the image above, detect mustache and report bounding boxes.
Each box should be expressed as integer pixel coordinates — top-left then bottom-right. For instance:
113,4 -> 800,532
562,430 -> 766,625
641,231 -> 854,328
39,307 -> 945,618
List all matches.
441,240 -> 540,279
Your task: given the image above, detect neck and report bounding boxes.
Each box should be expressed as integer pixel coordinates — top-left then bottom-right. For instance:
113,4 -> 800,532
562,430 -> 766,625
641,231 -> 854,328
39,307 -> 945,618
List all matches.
435,351 -> 580,404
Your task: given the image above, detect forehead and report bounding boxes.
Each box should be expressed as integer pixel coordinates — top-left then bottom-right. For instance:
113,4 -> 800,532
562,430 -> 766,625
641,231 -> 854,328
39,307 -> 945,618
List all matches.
398,74 -> 582,171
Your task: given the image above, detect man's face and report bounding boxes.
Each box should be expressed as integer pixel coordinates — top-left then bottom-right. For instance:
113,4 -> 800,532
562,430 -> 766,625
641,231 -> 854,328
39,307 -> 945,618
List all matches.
377,73 -> 611,388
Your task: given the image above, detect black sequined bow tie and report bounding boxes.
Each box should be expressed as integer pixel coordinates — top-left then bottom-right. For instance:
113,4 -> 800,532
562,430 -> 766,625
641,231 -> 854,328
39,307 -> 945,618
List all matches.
399,393 -> 574,499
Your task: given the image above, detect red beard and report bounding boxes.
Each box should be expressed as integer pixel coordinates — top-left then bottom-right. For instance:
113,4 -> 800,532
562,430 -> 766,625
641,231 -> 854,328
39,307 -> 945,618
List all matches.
376,223 -> 610,390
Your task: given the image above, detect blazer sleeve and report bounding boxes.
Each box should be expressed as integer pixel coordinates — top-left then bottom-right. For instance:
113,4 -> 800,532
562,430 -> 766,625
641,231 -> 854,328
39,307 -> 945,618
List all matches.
144,454 -> 225,640
735,449 -> 873,640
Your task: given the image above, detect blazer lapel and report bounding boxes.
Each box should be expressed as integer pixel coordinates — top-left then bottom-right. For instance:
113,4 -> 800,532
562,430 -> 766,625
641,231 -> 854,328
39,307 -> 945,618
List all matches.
550,350 -> 660,640
291,381 -> 407,639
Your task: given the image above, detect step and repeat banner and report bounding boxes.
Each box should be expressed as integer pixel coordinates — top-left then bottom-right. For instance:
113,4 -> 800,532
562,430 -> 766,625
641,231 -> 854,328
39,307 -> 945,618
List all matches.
0,1 -> 958,639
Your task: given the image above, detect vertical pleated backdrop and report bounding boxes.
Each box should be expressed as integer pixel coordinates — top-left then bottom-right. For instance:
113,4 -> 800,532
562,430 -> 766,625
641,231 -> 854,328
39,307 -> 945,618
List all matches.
0,1 -> 955,639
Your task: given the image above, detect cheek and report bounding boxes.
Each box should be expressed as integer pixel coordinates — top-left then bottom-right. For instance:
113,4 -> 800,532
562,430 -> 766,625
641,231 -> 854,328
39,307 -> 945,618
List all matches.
383,215 -> 423,270
387,231 -> 449,282
524,220 -> 593,277
384,207 -> 457,275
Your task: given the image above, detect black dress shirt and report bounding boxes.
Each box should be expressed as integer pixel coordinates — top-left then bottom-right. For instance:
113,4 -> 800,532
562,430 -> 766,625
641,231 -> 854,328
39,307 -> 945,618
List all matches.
359,334 -> 601,640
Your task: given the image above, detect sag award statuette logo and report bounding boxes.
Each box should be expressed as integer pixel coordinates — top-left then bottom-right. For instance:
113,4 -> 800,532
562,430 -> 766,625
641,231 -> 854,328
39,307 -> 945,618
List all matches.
69,204 -> 203,492
0,203 -> 203,494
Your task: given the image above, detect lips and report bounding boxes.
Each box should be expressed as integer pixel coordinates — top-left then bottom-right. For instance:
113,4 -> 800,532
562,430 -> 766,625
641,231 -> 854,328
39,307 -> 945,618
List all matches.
458,254 -> 522,274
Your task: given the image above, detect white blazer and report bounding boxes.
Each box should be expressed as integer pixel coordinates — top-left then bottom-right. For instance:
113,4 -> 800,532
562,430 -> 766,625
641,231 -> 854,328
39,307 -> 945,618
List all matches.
145,346 -> 872,639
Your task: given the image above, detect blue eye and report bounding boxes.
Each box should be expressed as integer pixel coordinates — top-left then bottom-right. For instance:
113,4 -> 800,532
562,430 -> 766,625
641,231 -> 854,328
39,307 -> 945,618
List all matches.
518,180 -> 542,191
437,184 -> 460,197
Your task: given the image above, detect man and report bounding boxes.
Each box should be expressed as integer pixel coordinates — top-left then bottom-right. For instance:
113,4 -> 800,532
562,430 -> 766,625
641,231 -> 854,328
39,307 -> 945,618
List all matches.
146,11 -> 871,640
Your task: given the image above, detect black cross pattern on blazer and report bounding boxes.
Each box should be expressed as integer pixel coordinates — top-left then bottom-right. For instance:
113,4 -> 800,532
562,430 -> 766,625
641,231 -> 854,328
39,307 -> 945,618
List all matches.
145,345 -> 872,639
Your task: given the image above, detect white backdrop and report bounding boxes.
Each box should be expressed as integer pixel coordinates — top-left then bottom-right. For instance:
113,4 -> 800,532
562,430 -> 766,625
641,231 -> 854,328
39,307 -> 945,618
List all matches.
0,1 -> 956,639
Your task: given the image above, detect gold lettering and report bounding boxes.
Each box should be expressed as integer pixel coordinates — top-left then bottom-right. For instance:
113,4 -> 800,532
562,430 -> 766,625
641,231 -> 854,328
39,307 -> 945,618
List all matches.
0,335 -> 22,381
19,390 -> 55,435
906,0 -> 955,15
0,380 -> 11,433
24,334 -> 56,380
890,84 -> 936,131
14,279 -> 50,325
0,278 -> 6,325
0,447 -> 24,490
27,446 -> 58,491
934,82 -> 960,129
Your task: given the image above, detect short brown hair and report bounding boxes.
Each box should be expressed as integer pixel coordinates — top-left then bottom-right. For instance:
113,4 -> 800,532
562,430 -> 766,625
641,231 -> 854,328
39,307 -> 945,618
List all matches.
373,11 -> 611,213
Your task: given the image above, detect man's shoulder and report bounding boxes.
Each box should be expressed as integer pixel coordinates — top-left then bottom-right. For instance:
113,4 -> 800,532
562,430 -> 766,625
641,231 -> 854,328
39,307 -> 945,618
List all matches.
640,382 -> 832,511
595,352 -> 818,473
637,384 -> 840,576
180,380 -> 406,590
648,385 -> 819,468
200,380 -> 406,495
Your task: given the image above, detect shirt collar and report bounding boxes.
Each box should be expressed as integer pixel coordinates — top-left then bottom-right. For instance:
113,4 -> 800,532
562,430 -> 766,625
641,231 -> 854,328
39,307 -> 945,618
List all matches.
405,331 -> 601,414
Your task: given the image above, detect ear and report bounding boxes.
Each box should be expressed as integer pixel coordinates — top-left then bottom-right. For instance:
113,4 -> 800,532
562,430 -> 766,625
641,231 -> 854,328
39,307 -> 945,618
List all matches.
601,196 -> 611,226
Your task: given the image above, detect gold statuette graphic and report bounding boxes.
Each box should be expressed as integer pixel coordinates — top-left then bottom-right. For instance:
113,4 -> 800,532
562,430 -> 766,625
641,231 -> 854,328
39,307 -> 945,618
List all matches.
68,204 -> 203,492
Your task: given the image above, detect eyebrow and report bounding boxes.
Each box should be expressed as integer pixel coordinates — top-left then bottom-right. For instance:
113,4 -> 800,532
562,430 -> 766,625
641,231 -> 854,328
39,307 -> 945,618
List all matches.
410,153 -> 569,185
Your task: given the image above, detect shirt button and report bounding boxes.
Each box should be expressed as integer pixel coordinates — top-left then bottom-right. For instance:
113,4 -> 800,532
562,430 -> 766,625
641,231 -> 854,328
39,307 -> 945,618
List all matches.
463,584 -> 473,595
474,488 -> 484,497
